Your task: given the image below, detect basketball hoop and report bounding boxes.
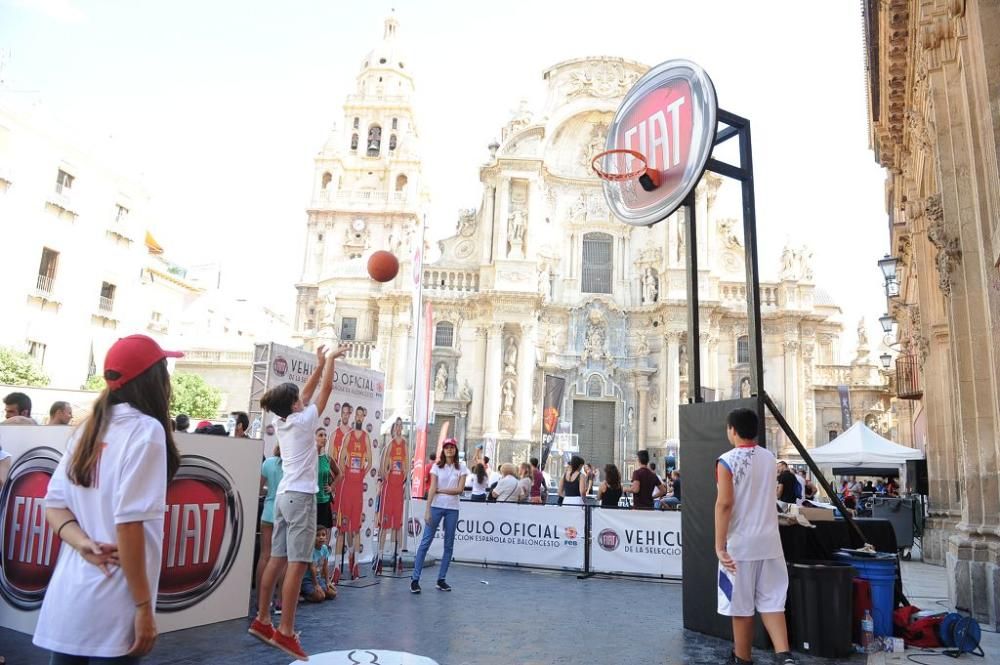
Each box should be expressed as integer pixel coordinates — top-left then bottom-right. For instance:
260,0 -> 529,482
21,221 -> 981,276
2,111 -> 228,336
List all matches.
591,149 -> 661,192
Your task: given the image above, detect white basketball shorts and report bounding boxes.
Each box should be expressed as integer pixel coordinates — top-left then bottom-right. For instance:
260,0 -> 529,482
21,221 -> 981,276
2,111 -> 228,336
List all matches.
717,557 -> 789,617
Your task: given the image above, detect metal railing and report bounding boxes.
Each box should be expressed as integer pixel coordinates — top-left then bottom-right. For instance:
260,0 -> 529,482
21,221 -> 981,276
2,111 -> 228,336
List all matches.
98,296 -> 114,313
35,274 -> 54,295
896,354 -> 923,400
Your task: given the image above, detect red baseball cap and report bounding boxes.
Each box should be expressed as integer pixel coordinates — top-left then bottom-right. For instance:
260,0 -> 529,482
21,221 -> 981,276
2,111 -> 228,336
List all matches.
104,334 -> 183,391
442,438 -> 458,449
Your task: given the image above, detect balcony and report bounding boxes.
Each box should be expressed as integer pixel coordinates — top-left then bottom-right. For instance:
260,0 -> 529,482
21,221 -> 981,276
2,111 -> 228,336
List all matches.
314,189 -> 410,209
98,296 -> 114,313
35,274 -> 54,297
719,282 -> 780,308
342,340 -> 375,365
895,354 -> 923,400
423,269 -> 479,293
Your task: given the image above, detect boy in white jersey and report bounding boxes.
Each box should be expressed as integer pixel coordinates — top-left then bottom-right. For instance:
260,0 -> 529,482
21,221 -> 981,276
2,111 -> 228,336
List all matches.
715,408 -> 795,665
250,344 -> 346,661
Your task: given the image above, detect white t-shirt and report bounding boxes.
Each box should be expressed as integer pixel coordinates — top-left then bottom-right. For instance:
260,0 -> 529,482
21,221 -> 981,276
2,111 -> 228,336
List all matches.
470,475 -> 490,496
493,475 -> 522,502
430,462 -> 469,510
488,470 -> 501,486
275,404 -> 319,495
34,404 -> 167,657
717,444 -> 783,561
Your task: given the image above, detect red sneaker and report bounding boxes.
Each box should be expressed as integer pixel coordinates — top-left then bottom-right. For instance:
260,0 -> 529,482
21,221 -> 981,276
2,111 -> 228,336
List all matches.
271,629 -> 309,661
248,617 -> 274,644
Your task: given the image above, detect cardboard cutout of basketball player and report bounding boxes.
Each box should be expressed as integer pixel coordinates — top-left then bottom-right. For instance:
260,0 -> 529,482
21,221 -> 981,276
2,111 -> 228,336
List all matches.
329,403 -> 353,582
375,417 -> 408,572
335,405 -> 370,580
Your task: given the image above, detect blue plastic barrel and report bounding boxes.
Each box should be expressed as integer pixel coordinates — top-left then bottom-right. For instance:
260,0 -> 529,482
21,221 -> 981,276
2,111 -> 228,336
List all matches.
835,551 -> 897,637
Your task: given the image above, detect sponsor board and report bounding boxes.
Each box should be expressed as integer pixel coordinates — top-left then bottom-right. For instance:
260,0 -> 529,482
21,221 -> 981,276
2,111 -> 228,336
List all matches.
0,426 -> 259,635
406,499 -> 584,571
590,508 -> 682,577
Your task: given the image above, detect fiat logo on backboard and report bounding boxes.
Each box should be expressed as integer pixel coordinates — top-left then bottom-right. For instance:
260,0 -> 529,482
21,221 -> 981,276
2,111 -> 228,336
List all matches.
598,528 -> 620,552
158,455 -> 243,612
272,356 -> 288,377
602,59 -> 717,227
0,447 -> 63,610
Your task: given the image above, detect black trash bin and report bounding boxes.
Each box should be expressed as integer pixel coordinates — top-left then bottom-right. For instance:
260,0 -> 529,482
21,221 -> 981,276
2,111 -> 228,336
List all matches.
786,561 -> 856,658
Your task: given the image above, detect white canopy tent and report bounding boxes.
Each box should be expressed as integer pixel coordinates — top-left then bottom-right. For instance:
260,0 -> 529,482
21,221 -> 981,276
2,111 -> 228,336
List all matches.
810,422 -> 924,467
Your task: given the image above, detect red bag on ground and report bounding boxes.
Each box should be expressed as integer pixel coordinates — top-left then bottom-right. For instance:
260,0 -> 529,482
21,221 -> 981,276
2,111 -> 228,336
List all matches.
894,605 -> 943,648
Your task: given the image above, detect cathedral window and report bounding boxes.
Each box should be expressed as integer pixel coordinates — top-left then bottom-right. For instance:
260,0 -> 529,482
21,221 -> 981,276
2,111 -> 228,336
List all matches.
736,335 -> 750,364
434,322 -> 454,348
581,232 -> 613,294
321,172 -> 332,189
353,117 -> 360,129
379,58 -> 387,64
392,117 -> 398,130
351,133 -> 359,151
389,134 -> 397,151
367,124 -> 382,156
587,375 -> 603,397
340,317 -> 357,341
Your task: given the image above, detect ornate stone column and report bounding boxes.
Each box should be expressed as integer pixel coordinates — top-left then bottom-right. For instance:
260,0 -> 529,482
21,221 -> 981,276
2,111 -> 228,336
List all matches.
481,186 -> 496,261
636,374 -> 650,449
516,323 -> 536,440
495,178 -> 511,260
482,323 -> 503,436
665,331 -> 681,439
783,340 -> 800,437
468,326 -> 488,438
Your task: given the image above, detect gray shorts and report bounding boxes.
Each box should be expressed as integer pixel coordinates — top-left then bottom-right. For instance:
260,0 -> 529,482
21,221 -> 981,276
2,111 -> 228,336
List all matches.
272,491 -> 317,563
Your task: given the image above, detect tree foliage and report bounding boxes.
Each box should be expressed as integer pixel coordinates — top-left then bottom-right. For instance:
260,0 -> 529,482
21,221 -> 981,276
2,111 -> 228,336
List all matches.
169,372 -> 222,420
0,347 -> 50,387
83,374 -> 105,391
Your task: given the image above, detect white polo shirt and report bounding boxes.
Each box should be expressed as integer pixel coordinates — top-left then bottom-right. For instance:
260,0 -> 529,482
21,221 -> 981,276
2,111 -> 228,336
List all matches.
274,404 -> 319,495
430,462 -> 469,510
34,404 -> 167,657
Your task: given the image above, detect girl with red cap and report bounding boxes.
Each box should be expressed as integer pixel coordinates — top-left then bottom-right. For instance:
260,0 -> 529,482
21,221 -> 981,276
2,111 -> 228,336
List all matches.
409,437 -> 467,594
33,334 -> 183,663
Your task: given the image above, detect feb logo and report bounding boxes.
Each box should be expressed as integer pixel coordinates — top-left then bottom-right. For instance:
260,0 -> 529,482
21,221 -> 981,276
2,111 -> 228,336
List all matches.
0,447 -> 63,610
598,528 -> 620,552
158,455 -> 243,612
272,356 -> 288,377
407,517 -> 423,538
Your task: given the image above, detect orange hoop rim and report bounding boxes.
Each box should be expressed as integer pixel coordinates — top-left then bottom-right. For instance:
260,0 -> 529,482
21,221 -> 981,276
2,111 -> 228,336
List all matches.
592,149 -> 648,181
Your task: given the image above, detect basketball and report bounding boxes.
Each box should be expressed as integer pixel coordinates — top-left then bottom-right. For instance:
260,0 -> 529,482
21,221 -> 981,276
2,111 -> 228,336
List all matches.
367,250 -> 399,282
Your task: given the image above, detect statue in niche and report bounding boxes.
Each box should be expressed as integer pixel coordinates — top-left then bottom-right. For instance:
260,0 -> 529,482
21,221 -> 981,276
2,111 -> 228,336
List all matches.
434,364 -> 448,400
739,376 -> 752,399
581,124 -> 608,171
642,268 -> 659,304
634,332 -> 650,356
582,307 -> 607,364
679,344 -> 688,376
319,291 -> 337,331
501,378 -> 516,416
504,336 -> 518,375
458,380 -> 472,402
508,209 -> 526,247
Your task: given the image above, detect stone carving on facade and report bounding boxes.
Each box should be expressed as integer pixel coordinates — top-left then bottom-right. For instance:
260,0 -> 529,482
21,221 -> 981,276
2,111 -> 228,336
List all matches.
319,290 -> 337,333
501,377 -> 516,416
632,331 -> 650,356
458,380 -> 472,403
739,377 -> 752,398
925,195 -> 962,296
648,383 -> 659,409
581,123 -> 608,172
566,61 -> 641,100
718,217 -> 743,249
679,343 -> 688,377
344,224 -> 369,257
642,268 -> 659,304
779,243 -> 813,281
581,307 -> 608,364
434,364 -> 448,400
507,209 -> 527,257
503,336 -> 518,375
457,208 -> 477,237
504,99 -> 533,139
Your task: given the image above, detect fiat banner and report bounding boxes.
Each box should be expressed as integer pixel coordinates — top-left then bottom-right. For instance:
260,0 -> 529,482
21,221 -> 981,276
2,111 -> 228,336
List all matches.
590,508 -> 682,578
261,342 -> 386,561
0,427 -> 259,635
406,499 -> 585,571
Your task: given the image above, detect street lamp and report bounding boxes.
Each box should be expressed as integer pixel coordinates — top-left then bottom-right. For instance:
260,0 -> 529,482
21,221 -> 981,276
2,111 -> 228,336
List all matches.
879,313 -> 895,334
879,352 -> 892,369
878,254 -> 900,297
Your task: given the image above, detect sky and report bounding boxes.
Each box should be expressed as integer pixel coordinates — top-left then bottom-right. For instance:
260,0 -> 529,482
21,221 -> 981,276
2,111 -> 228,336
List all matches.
0,0 -> 892,361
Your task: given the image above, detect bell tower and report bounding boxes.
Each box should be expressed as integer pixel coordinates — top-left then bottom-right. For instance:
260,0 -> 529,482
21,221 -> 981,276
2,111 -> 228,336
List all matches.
295,12 -> 425,342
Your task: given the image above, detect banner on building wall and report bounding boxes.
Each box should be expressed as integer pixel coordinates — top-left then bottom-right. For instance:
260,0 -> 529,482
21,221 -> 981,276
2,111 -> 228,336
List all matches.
837,385 -> 852,431
261,342 -> 386,560
540,375 -> 566,467
406,499 -> 585,571
410,303 -> 433,498
0,427 -> 259,636
590,508 -> 682,578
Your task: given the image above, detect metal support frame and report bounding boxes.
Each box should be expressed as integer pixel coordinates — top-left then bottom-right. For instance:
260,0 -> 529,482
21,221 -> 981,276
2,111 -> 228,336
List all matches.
681,108 -> 870,547
248,343 -> 271,438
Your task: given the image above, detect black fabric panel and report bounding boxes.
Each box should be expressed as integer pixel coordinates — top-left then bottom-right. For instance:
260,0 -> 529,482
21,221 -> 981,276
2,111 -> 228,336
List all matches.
680,398 -> 761,640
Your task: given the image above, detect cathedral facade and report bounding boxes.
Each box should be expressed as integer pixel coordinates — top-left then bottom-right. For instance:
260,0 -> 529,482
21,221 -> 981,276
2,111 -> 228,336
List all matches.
294,18 -> 889,473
